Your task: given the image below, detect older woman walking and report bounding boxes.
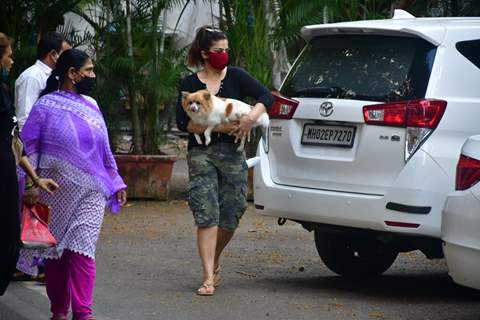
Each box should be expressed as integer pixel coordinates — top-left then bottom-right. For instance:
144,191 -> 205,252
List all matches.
17,48 -> 127,320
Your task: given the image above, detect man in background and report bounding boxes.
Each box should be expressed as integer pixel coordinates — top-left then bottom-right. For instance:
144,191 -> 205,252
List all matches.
15,32 -> 71,130
13,32 -> 70,282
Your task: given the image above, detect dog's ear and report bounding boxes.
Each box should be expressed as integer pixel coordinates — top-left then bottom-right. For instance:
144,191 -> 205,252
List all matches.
226,103 -> 233,116
181,91 -> 190,102
203,91 -> 211,101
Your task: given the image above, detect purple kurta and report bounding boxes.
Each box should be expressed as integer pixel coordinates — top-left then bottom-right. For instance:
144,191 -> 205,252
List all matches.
17,91 -> 126,275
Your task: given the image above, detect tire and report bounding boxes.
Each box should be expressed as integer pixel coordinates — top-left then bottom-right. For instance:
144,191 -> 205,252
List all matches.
314,231 -> 398,277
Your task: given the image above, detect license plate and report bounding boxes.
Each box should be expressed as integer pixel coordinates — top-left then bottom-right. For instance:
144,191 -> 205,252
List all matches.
301,124 -> 356,147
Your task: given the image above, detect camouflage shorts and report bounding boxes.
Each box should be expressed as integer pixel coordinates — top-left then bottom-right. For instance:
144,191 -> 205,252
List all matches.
187,143 -> 248,231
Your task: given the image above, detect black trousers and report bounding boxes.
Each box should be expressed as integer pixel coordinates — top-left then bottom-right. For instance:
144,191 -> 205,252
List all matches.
0,139 -> 20,295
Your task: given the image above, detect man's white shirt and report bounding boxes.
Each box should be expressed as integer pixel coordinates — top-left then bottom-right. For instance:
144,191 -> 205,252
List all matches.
15,60 -> 52,130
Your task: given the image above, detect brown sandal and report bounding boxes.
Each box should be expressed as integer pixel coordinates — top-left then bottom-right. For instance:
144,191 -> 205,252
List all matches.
12,270 -> 37,281
197,282 -> 215,296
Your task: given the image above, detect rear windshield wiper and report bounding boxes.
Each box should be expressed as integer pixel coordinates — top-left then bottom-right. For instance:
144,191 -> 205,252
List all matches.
294,86 -> 344,98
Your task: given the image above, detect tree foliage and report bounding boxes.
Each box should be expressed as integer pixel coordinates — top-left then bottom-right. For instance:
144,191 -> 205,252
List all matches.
2,0 -> 478,155
265,0 -> 480,62
77,0 -> 188,154
0,0 -> 82,79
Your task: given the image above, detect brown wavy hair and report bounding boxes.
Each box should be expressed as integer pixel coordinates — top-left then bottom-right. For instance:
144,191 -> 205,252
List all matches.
187,26 -> 227,67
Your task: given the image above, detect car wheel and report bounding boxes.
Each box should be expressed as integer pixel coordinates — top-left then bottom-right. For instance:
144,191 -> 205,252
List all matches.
314,231 -> 398,277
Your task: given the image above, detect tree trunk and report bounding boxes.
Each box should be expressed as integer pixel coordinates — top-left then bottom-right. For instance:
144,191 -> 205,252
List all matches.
144,3 -> 163,155
220,0 -> 234,31
125,0 -> 143,154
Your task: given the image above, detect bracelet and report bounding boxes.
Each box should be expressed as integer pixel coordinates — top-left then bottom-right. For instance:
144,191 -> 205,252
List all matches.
32,176 -> 40,186
25,181 -> 35,190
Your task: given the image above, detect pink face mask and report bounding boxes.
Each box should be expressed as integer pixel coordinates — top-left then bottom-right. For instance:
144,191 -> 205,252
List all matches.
207,51 -> 229,70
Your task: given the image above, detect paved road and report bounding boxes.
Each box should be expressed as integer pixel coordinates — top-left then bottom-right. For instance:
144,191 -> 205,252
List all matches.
2,201 -> 480,320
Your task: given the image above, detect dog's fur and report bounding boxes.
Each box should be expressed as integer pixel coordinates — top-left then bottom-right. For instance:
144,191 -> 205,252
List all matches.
181,89 -> 269,151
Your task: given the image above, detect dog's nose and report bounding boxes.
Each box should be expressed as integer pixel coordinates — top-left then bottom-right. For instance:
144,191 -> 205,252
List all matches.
190,105 -> 199,113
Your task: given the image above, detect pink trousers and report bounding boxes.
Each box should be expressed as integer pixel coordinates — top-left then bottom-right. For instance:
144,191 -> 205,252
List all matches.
45,250 -> 95,320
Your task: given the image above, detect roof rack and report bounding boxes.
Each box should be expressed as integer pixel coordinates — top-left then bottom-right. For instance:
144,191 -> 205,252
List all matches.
392,9 -> 416,19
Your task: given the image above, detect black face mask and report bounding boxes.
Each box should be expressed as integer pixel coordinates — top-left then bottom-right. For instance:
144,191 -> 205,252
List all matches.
74,75 -> 95,95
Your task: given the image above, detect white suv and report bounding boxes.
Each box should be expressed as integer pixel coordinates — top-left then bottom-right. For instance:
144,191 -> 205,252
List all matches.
442,135 -> 480,290
254,10 -> 480,276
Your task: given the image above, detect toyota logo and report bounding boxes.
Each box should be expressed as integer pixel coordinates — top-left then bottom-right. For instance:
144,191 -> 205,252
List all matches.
319,102 -> 334,117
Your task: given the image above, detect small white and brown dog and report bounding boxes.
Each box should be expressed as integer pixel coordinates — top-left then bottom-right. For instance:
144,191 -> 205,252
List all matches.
181,89 -> 269,151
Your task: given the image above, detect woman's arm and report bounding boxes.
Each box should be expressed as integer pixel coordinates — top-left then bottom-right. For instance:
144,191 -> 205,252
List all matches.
188,121 -> 242,136
212,122 -> 239,135
187,121 -> 207,134
233,103 -> 266,142
19,156 -> 59,204
233,68 -> 273,141
237,67 -> 273,113
17,104 -> 58,206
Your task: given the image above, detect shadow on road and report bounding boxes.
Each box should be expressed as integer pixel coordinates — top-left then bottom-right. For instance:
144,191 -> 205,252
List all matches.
258,272 -> 480,302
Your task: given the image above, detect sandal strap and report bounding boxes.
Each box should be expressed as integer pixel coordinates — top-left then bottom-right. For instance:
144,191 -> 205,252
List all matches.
213,266 -> 221,287
197,282 -> 215,295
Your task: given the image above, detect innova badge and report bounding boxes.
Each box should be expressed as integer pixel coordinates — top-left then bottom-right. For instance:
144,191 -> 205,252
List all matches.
319,102 -> 334,117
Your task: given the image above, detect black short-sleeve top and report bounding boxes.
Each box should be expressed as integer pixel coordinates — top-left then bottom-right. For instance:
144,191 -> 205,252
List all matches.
176,66 -> 273,149
0,83 -> 15,142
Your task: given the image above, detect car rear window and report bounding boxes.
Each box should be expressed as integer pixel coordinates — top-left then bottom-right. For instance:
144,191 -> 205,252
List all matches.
281,35 -> 437,102
456,40 -> 480,69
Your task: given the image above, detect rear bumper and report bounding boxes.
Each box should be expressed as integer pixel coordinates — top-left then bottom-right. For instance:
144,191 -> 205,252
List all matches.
254,145 -> 447,238
442,190 -> 480,290
443,242 -> 480,290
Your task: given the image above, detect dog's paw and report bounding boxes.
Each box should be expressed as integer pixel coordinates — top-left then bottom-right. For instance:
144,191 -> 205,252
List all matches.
194,134 -> 203,145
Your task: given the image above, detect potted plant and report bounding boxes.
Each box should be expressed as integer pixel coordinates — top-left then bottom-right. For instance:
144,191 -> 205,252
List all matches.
79,0 -> 185,200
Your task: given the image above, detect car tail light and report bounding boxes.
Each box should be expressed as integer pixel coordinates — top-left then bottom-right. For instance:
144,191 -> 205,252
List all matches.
456,155 -> 480,190
363,99 -> 447,162
269,92 -> 299,119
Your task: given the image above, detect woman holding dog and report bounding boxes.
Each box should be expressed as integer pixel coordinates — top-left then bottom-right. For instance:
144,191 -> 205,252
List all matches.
176,26 -> 273,296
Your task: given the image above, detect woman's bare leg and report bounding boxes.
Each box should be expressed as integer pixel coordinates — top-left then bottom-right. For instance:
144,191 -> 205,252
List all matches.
197,226 -> 218,284
214,227 -> 234,269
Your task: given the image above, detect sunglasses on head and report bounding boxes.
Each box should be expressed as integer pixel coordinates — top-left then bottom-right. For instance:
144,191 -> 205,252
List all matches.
203,27 -> 223,34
